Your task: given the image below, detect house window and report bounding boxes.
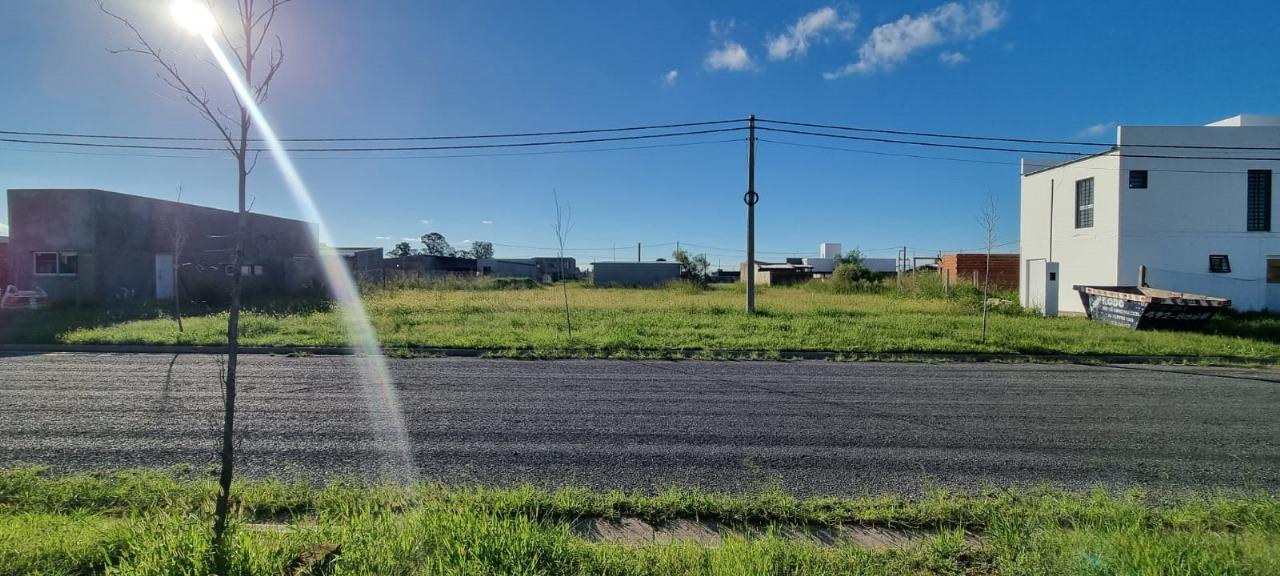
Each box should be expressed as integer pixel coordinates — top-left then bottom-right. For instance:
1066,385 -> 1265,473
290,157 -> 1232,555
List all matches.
33,252 -> 78,275
1075,178 -> 1095,229
1267,258 -> 1280,284
1208,255 -> 1231,273
1247,170 -> 1272,232
1128,170 -> 1148,189
253,265 -> 264,276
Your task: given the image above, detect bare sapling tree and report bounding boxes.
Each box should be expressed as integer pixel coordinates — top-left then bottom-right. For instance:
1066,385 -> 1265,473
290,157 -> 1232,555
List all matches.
552,190 -> 573,337
978,194 -> 999,342
170,185 -> 189,332
99,0 -> 292,570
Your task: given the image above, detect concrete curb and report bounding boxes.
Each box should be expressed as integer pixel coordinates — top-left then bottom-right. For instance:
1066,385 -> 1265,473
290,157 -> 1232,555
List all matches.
0,343 -> 1274,366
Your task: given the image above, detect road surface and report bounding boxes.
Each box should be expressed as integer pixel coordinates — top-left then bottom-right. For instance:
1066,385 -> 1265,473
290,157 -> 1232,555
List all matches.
2,353 -> 1277,495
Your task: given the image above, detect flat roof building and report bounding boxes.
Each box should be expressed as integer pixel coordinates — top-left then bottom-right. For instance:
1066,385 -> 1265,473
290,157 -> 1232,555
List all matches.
6,188 -> 319,304
1020,115 -> 1280,313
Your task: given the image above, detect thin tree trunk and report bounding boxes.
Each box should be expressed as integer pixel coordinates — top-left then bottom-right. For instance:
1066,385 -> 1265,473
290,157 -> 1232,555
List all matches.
981,250 -> 991,341
213,84 -> 251,576
173,238 -> 184,333
561,277 -> 572,337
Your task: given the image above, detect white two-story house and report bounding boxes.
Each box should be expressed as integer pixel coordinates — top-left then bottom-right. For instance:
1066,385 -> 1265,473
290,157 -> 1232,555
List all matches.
1020,115 -> 1279,314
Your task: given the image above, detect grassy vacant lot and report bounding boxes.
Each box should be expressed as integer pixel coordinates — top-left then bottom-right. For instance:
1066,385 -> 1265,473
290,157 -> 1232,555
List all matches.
2,278 -> 1279,359
2,467 -> 1277,575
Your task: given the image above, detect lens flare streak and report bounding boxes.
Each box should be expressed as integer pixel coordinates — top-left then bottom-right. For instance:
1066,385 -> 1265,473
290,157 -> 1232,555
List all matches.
201,33 -> 416,480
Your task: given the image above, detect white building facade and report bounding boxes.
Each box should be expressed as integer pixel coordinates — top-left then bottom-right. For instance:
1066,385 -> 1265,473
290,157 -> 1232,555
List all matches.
1020,115 -> 1280,314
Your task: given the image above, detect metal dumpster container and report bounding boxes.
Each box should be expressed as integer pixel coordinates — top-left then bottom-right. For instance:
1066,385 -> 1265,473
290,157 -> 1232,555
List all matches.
1074,285 -> 1231,330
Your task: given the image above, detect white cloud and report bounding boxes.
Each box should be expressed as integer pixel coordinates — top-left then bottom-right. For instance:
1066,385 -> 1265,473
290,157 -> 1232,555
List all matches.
709,18 -> 735,37
400,237 -> 419,242
374,236 -> 392,240
1078,122 -> 1118,137
420,219 -> 432,226
481,220 -> 494,225
767,7 -> 855,61
705,41 -> 755,71
825,0 -> 1007,78
663,69 -> 679,85
938,50 -> 968,65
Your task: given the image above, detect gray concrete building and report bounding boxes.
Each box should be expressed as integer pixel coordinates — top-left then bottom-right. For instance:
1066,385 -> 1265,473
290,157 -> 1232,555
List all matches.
591,261 -> 681,286
385,254 -> 477,279
6,188 -> 319,304
331,247 -> 384,283
478,257 -> 579,281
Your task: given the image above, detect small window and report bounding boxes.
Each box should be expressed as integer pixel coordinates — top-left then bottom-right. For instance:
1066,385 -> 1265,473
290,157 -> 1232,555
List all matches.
1208,254 -> 1231,273
225,265 -> 235,276
1248,170 -> 1272,232
33,251 -> 78,275
1075,178 -> 1095,229
241,265 -> 253,276
1128,170 -> 1148,189
60,253 -> 78,275
253,265 -> 264,276
1267,258 -> 1280,284
34,253 -> 59,275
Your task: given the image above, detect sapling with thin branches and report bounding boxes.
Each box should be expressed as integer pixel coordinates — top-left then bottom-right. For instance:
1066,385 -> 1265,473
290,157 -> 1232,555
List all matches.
552,191 -> 574,337
978,194 -> 999,342
98,0 -> 292,570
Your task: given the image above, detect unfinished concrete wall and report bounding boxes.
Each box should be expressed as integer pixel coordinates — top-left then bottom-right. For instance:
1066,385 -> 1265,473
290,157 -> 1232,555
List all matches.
7,189 -> 319,305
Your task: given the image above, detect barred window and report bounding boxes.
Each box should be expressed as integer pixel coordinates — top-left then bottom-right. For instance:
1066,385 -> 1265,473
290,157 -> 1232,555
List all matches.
33,252 -> 77,275
1128,170 -> 1148,189
1075,178 -> 1094,229
1248,170 -> 1271,232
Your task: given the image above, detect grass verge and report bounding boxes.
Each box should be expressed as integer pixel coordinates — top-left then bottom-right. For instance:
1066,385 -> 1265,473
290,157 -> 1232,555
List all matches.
2,279 -> 1278,361
1,467 -> 1278,575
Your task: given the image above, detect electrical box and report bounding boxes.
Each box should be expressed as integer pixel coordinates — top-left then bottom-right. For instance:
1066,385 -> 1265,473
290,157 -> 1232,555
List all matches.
1026,260 -> 1060,317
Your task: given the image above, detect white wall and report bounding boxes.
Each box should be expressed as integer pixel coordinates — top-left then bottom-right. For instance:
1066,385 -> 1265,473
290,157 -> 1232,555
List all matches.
1115,125 -> 1280,311
1019,154 -> 1122,313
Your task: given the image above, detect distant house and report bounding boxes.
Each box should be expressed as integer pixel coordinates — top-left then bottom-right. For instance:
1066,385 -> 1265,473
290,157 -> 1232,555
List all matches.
860,258 -> 898,275
740,261 -> 814,286
478,257 -> 578,281
386,254 -> 477,279
1020,114 -> 1280,313
6,188 -> 319,304
591,261 -> 681,286
331,247 -> 383,282
941,253 -> 1019,290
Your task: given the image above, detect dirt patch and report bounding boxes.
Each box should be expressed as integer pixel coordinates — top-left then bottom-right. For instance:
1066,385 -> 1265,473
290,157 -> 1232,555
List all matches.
571,517 -> 977,549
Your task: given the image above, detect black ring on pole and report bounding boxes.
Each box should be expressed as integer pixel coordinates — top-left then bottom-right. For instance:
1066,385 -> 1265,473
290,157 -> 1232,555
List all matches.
744,191 -> 759,205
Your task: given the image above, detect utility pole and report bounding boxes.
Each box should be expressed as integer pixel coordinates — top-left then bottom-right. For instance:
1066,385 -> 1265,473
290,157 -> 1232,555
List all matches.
637,242 -> 641,262
745,115 -> 758,313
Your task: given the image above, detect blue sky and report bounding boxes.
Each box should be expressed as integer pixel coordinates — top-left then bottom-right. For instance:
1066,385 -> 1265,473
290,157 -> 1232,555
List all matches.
3,0 -> 1279,266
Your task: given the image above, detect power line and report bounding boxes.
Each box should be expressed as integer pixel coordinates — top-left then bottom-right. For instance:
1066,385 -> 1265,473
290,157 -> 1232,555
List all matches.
0,127 -> 748,153
757,117 -> 1280,151
757,138 -> 1264,175
756,126 -> 1280,161
757,138 -> 1012,167
2,137 -> 744,161
0,118 -> 747,143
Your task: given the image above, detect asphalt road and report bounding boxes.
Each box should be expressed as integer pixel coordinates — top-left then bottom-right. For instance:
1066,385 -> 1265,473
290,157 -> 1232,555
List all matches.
2,353 -> 1277,495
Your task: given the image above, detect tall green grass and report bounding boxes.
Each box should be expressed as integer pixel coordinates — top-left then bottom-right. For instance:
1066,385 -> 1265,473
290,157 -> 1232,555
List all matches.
1,468 -> 1277,575
2,282 -> 1277,360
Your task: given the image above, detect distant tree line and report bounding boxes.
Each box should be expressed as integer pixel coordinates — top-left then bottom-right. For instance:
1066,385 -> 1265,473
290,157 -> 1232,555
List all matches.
390,233 -> 493,259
